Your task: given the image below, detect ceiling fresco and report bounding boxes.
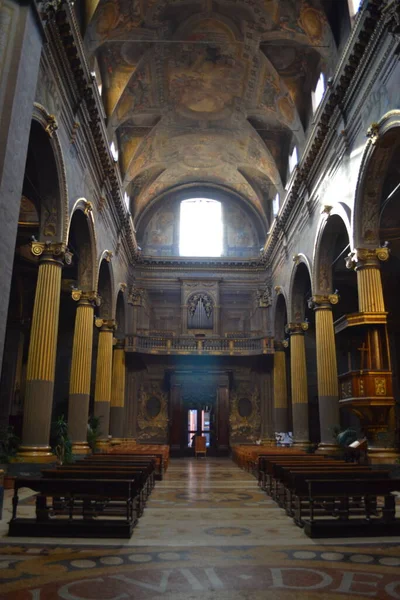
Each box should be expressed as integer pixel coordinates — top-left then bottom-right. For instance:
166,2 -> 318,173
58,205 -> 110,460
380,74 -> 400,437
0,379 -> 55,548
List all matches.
83,0 -> 338,226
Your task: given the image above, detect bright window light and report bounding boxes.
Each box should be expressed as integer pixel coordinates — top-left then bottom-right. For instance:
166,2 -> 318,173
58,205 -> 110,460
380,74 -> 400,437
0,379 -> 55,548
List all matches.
124,192 -> 130,210
273,193 -> 280,217
348,0 -> 363,17
110,141 -> 118,162
289,146 -> 298,175
179,198 -> 223,257
312,73 -> 325,112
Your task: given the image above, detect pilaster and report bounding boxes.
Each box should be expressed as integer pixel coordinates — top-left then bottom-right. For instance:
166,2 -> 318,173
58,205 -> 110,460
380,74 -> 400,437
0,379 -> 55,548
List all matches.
110,340 -> 126,441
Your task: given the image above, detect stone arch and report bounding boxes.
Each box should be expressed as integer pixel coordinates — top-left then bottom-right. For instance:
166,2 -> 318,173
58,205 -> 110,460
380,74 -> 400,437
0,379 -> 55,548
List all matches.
115,287 -> 127,338
288,255 -> 313,323
274,292 -> 288,341
32,103 -> 69,244
68,199 -> 98,292
97,255 -> 114,319
313,210 -> 351,295
353,110 -> 400,249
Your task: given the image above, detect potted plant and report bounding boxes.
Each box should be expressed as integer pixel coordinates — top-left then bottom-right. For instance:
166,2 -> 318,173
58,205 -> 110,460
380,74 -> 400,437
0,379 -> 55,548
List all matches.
87,415 -> 102,453
51,415 -> 74,465
0,426 -> 20,488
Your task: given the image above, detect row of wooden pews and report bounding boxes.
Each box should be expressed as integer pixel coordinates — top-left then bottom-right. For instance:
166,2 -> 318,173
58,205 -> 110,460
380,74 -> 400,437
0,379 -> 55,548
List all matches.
8,452 -> 164,539
232,444 -> 304,473
238,446 -> 400,538
106,443 -> 170,480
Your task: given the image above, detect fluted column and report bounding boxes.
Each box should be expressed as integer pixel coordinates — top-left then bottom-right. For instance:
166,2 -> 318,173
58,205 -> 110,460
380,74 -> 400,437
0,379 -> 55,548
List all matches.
273,341 -> 289,435
110,340 -> 126,440
312,294 -> 340,452
18,242 -> 71,461
348,247 -> 389,313
94,319 -> 116,444
287,322 -> 310,447
68,291 -> 99,454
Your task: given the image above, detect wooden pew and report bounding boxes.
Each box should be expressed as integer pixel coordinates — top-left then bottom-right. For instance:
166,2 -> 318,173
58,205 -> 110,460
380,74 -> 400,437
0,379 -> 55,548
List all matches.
258,455 -> 326,492
287,468 -> 387,523
9,477 -> 138,538
85,453 -> 165,480
44,467 -> 149,515
304,478 -> 400,538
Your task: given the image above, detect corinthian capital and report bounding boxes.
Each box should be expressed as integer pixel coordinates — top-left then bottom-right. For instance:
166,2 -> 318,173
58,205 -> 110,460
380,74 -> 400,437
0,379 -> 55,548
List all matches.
95,318 -> 117,332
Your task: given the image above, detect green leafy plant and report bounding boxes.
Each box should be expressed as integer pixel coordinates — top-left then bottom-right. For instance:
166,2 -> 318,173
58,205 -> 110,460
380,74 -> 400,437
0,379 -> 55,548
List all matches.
87,415 -> 102,453
51,415 -> 74,465
0,426 -> 20,463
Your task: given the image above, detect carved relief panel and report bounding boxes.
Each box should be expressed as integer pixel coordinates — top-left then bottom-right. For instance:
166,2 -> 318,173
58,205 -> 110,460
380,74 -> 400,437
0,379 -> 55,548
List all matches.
229,383 -> 261,444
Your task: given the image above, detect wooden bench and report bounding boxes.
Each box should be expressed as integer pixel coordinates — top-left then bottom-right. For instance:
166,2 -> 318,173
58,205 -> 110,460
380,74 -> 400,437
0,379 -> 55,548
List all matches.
9,477 -> 139,538
287,469 -> 388,524
304,478 -> 400,538
44,467 -> 149,516
86,453 -> 165,480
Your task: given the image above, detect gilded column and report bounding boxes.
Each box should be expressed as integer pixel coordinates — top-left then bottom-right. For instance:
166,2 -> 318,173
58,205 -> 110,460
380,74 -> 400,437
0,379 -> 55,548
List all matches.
94,319 -> 116,445
273,341 -> 289,436
68,291 -> 99,454
18,242 -> 72,461
110,340 -> 126,441
312,294 -> 340,452
348,247 -> 389,313
287,322 -> 310,448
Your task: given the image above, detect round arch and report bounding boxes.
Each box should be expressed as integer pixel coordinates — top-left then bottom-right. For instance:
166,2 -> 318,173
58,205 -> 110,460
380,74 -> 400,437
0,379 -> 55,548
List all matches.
32,103 -> 69,244
97,255 -> 115,319
352,110 -> 400,249
288,255 -> 313,323
313,210 -> 352,295
68,198 -> 98,291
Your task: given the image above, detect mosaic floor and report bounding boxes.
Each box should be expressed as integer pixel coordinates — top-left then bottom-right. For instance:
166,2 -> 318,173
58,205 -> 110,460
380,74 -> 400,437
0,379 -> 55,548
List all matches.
1,458 -> 400,598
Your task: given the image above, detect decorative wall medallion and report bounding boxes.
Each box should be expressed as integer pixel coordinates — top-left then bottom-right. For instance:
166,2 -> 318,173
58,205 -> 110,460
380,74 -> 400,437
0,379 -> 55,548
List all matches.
229,385 -> 260,442
137,385 -> 169,440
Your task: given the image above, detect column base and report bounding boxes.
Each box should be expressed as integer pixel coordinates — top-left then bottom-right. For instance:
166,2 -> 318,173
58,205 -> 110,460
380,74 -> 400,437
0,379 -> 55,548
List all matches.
96,439 -> 111,451
367,447 -> 400,465
315,442 -> 342,456
292,440 -> 312,451
261,438 -> 276,446
71,442 -> 91,455
110,438 -> 125,445
14,446 -> 55,463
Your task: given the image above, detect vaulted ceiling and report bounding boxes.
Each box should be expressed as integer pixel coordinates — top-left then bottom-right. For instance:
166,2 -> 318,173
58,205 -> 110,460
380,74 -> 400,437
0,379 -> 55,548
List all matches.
83,0 -> 339,229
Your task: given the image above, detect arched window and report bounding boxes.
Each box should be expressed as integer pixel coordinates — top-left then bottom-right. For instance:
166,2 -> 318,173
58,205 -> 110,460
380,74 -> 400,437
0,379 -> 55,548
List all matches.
348,0 -> 363,19
110,141 -> 119,162
289,146 -> 298,175
273,193 -> 280,217
312,73 -> 325,112
179,198 -> 223,257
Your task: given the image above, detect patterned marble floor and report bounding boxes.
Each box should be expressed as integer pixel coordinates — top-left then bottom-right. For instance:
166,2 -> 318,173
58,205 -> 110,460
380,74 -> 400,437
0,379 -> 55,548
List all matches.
1,458 -> 400,598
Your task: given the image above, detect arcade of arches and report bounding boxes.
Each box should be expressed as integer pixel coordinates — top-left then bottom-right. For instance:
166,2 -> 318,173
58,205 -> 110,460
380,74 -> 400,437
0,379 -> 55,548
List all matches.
1,0 -> 400,542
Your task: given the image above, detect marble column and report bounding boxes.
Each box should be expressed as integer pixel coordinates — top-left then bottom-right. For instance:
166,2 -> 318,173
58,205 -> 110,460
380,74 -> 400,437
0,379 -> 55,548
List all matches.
0,2 -> 42,372
287,322 -> 310,448
94,319 -> 116,444
110,340 -> 126,440
273,341 -> 289,436
312,294 -> 340,452
68,291 -> 98,454
18,243 -> 71,461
